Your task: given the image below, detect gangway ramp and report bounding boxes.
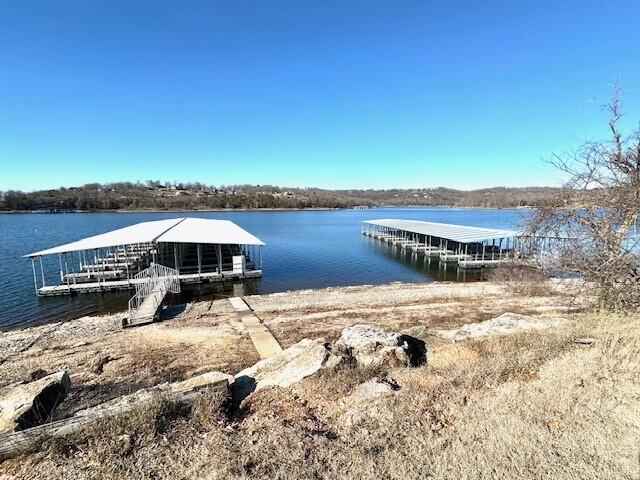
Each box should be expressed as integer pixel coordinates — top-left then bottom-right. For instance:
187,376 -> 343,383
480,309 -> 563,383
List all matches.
124,264 -> 180,327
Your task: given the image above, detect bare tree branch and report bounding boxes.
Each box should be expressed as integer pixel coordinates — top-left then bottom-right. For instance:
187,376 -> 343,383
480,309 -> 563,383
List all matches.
529,87 -> 640,311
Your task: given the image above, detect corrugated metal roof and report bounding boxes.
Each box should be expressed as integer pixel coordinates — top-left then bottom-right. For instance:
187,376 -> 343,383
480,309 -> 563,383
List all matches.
363,219 -> 519,243
156,218 -> 265,246
25,217 -> 264,257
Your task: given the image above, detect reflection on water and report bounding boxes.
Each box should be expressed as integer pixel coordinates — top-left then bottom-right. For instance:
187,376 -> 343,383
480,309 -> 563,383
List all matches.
364,236 -> 485,282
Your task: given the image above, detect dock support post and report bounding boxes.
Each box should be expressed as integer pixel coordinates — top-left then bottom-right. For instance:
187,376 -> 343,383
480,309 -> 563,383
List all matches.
31,258 -> 38,294
124,247 -> 130,281
217,244 -> 222,274
58,254 -> 63,282
101,249 -> 107,288
64,253 -> 69,285
39,256 -> 46,287
174,243 -> 180,274
197,244 -> 202,276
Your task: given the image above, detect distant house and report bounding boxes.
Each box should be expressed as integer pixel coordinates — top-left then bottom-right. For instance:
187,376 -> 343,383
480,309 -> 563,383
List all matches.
274,191 -> 294,199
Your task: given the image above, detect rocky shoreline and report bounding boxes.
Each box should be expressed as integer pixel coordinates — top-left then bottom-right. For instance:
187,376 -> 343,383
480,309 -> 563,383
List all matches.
1,280 -> 637,479
0,281 -> 574,419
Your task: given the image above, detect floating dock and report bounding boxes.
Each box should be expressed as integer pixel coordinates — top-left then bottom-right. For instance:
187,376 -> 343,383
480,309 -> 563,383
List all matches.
362,219 -> 519,269
36,270 -> 263,297
25,217 -> 265,327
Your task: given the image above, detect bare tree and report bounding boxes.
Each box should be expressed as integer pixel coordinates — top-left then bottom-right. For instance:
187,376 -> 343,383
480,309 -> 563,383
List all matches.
528,87 -> 640,310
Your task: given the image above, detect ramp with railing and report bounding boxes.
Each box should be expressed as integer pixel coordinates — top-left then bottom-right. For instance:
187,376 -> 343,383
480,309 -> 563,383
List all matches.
125,263 -> 180,327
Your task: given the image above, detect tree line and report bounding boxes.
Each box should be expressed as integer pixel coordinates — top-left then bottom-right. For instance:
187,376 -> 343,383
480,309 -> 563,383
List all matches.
0,182 -> 568,211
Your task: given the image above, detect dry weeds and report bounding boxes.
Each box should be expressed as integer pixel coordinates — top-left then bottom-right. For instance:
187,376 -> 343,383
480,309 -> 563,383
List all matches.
1,309 -> 637,479
249,281 -> 576,346
0,300 -> 258,418
487,263 -> 555,297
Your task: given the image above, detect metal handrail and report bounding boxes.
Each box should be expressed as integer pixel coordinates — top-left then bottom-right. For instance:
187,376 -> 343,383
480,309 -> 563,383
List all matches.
458,252 -> 511,262
127,263 -> 180,320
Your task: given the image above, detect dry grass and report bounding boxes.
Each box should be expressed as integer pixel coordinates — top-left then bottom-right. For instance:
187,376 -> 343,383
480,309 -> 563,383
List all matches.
0,300 -> 259,419
2,311 -> 638,479
487,264 -> 555,297
250,281 -> 576,347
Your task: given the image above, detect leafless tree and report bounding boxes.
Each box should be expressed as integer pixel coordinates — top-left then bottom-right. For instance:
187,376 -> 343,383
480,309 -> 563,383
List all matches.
528,87 -> 640,310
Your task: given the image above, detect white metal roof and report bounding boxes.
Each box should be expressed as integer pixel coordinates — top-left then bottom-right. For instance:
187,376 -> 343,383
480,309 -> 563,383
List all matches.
363,219 -> 519,243
156,218 -> 265,246
25,217 -> 264,257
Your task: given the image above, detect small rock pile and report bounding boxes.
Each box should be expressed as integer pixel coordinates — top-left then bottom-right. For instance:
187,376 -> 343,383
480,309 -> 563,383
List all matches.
233,324 -> 427,402
0,324 -> 427,435
334,324 -> 427,368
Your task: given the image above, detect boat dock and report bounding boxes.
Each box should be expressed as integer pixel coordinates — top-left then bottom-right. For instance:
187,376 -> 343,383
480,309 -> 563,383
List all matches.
36,270 -> 264,297
362,219 -> 520,269
25,217 -> 266,327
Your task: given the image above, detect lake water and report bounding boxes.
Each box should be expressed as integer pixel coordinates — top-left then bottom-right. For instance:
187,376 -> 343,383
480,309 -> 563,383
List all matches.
0,208 -> 530,329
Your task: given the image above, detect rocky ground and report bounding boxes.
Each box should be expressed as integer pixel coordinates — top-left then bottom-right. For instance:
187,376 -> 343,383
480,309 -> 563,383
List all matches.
0,280 -> 574,418
0,299 -> 258,418
3,279 -> 636,479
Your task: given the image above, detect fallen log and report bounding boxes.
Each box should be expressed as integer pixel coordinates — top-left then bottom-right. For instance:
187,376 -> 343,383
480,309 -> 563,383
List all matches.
0,371 -> 232,462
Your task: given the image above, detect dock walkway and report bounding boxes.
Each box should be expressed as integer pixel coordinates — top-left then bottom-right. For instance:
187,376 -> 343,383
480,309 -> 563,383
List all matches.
229,297 -> 282,359
127,282 -> 168,326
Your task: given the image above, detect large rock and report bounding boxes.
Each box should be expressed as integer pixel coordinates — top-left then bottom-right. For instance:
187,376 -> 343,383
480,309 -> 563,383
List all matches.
339,378 -> 399,429
169,370 -> 234,394
435,312 -> 566,342
0,371 -> 71,434
233,338 -> 341,401
73,370 -> 233,419
334,324 -> 427,368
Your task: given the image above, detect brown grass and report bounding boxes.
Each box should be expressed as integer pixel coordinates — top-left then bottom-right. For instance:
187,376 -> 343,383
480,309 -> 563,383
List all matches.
255,282 -> 574,348
487,264 -> 555,297
0,303 -> 258,419
2,311 -> 638,479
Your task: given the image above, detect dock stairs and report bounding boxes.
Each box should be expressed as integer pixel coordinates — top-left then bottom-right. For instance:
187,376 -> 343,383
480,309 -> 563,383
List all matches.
124,263 -> 180,327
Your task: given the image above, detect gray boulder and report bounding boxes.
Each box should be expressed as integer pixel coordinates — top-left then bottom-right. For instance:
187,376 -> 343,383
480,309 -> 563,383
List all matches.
0,371 -> 71,434
434,313 -> 566,342
233,338 -> 341,402
339,378 -> 399,429
334,324 -> 427,368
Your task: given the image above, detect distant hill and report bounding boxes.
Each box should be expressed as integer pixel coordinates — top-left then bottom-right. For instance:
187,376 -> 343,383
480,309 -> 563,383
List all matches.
0,182 -> 566,211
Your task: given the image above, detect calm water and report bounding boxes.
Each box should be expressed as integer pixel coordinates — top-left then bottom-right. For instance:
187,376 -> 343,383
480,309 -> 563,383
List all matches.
0,208 -> 529,329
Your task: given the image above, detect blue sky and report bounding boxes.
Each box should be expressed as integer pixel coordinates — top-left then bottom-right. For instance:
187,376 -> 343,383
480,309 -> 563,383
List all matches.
1,1 -> 639,192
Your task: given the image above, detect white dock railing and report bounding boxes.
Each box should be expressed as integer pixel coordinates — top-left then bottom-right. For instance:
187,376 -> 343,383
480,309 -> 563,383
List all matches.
458,252 -> 511,262
127,263 -> 180,323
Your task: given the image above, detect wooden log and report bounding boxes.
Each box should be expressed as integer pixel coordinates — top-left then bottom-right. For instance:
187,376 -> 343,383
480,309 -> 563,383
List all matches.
0,372 -> 231,462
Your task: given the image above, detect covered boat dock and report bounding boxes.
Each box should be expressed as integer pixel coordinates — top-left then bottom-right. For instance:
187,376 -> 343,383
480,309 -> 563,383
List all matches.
25,217 -> 265,326
362,219 -> 521,269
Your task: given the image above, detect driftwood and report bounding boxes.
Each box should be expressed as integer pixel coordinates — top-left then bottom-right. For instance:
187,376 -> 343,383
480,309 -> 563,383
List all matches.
0,372 -> 231,462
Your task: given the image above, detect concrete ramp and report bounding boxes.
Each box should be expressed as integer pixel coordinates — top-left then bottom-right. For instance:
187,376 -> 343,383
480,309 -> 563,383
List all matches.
229,297 -> 282,359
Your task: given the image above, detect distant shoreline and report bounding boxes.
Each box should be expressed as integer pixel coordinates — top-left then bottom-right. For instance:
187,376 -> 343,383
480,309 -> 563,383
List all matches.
0,207 -> 342,214
0,205 -> 537,214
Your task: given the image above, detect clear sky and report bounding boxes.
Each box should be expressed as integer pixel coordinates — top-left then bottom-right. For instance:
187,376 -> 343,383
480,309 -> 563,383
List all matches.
1,1 -> 639,192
